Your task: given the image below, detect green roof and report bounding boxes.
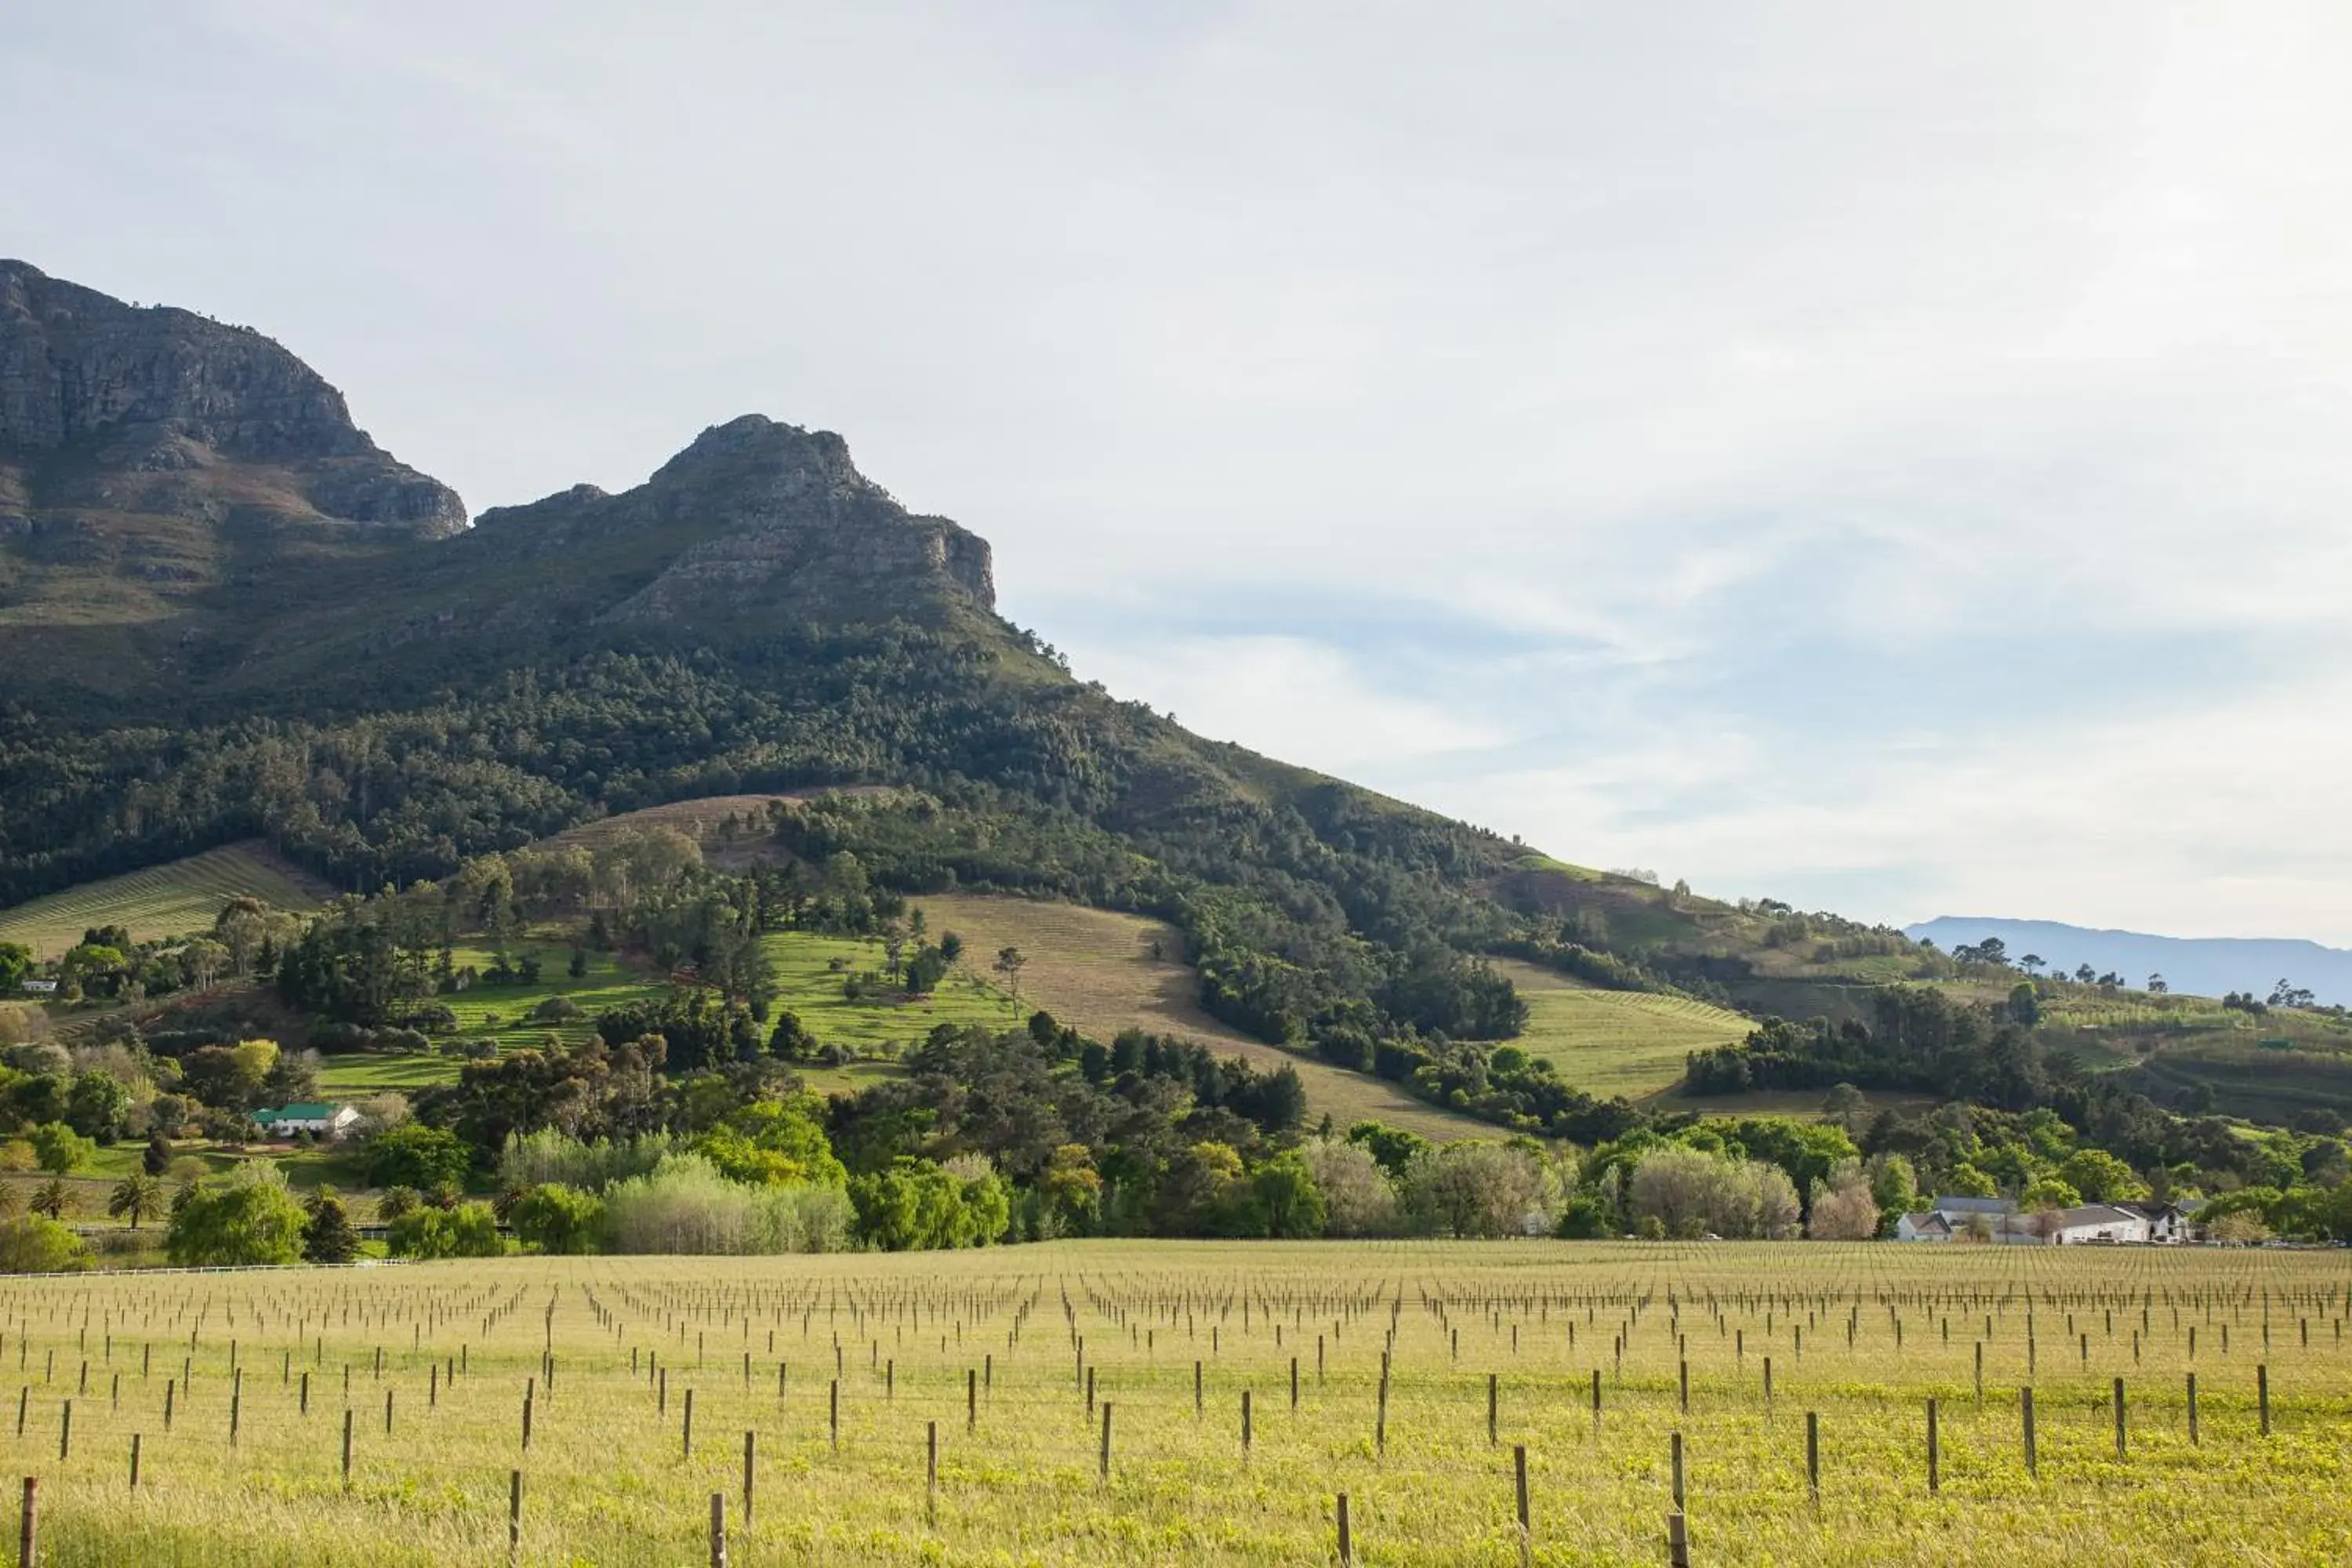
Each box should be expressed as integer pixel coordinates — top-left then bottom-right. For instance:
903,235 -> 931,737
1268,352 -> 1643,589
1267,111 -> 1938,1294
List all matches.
255,1103 -> 346,1120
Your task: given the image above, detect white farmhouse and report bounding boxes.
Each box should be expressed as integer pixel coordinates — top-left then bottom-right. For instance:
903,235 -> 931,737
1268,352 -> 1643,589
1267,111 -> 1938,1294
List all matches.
252,1102 -> 361,1140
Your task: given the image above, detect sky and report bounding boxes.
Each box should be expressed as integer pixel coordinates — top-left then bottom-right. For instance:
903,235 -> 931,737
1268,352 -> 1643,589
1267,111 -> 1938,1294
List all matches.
9,2 -> 2352,942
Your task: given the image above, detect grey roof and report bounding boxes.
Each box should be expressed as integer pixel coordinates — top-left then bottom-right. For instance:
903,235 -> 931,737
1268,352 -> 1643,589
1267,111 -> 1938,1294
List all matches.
1900,1212 -> 1951,1232
1932,1196 -> 2017,1215
2054,1204 -> 2143,1229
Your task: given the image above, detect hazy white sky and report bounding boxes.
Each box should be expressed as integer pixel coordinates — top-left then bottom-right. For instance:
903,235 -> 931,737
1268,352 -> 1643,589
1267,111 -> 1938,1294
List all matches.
11,2 -> 2352,940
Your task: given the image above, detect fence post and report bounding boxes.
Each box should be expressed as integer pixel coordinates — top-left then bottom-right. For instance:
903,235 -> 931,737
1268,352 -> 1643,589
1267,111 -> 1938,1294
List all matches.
2112,1377 -> 2126,1459
1241,1389 -> 1253,1456
1099,1402 -> 1112,1482
709,1491 -> 728,1568
742,1431 -> 756,1524
1514,1443 -> 1531,1568
1667,1509 -> 1690,1568
1805,1411 -> 1819,1505
2020,1388 -> 2037,1479
18,1476 -> 34,1568
1926,1399 -> 1938,1494
2258,1365 -> 2271,1437
927,1421 -> 938,1523
129,1433 -> 141,1491
829,1380 -> 839,1452
1336,1492 -> 1352,1566
508,1470 -> 523,1563
2187,1372 -> 2199,1446
56,1403 -> 68,1465
343,1408 -> 354,1486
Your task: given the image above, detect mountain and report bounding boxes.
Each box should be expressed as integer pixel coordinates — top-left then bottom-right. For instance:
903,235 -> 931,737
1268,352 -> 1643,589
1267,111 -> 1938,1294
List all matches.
1906,916 -> 2352,1007
0,260 -> 470,695
31,260 -> 2301,1144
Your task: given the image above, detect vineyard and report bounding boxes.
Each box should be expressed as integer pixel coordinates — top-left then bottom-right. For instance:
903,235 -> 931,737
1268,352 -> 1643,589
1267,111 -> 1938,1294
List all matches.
0,844 -> 327,960
2,1242 -> 2347,1564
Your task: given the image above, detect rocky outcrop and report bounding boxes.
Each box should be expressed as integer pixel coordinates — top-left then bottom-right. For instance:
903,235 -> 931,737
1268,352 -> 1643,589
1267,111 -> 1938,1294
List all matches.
474,414 -> 994,628
0,259 -> 464,536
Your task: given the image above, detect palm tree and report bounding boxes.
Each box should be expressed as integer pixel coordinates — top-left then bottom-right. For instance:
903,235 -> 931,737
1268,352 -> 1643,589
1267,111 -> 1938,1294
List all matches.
108,1174 -> 165,1230
30,1178 -> 72,1221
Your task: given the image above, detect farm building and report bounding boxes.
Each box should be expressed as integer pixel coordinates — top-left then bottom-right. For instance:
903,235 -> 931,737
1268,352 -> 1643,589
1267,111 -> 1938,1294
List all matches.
252,1102 -> 360,1139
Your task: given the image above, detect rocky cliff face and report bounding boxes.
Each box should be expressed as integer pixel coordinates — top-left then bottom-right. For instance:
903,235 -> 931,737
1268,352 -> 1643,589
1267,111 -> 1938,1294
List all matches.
0,259 -> 466,539
472,414 -> 995,628
1,262 -> 1011,707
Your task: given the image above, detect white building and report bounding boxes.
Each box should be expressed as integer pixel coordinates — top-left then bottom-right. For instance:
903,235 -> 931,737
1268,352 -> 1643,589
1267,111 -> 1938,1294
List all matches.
252,1103 -> 361,1139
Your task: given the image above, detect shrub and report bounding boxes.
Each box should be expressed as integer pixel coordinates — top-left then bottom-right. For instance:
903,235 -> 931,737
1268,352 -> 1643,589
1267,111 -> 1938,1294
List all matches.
531,996 -> 583,1024
601,1156 -> 849,1255
0,1215 -> 87,1274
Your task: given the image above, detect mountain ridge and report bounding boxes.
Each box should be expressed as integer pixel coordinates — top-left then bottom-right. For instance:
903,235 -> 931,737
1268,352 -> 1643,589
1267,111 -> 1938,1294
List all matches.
1905,916 -> 2352,1006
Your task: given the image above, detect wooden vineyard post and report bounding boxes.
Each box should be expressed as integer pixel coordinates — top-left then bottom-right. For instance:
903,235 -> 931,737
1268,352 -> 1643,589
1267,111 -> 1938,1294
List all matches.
1805,1411 -> 1819,1507
508,1470 -> 523,1563
1489,1374 -> 1499,1446
1679,1359 -> 1690,1414
709,1492 -> 728,1568
967,1369 -> 977,1432
1762,1356 -> 1772,1414
829,1380 -> 839,1452
1194,1360 -> 1203,1414
926,1421 -> 938,1524
2020,1388 -> 2037,1479
2187,1373 -> 2199,1446
129,1433 -> 140,1491
56,1403 -> 68,1464
1241,1390 -> 1253,1457
1099,1403 -> 1112,1483
1667,1510 -> 1690,1568
2112,1378 -> 2126,1459
2258,1365 -> 2271,1436
1926,1399 -> 1938,1494
18,1476 -> 34,1568
1591,1368 -> 1602,1426
742,1431 -> 756,1525
1670,1431 -> 1686,1511
343,1409 -> 354,1486
1514,1443 -> 1531,1568
1336,1492 -> 1352,1566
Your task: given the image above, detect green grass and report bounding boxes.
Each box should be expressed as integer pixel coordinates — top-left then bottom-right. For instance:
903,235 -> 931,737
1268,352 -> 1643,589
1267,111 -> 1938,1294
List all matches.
1497,963 -> 1751,1099
759,929 -> 1027,1049
0,841 -> 327,959
2,1243 -> 2349,1565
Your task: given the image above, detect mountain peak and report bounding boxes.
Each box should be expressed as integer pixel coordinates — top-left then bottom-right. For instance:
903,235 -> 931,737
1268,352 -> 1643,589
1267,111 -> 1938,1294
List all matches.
0,260 -> 463,538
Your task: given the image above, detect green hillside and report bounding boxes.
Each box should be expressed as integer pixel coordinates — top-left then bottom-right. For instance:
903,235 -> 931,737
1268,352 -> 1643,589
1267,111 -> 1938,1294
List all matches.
0,841 -> 327,958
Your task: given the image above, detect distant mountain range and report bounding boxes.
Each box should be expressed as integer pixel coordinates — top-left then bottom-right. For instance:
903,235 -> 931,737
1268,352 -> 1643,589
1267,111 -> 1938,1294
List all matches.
1904,917 -> 2352,1007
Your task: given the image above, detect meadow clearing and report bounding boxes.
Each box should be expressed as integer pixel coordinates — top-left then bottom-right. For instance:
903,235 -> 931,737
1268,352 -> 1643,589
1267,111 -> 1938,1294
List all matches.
1,1242 -> 2347,1565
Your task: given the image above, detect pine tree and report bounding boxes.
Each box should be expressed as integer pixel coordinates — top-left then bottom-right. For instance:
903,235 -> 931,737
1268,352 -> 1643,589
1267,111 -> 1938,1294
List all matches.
142,1129 -> 172,1177
303,1189 -> 358,1265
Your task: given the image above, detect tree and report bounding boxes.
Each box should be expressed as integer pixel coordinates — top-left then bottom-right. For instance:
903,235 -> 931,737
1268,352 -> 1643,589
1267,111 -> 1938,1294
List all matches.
993,947 -> 1028,1001
510,1183 -> 605,1254
166,1168 -> 308,1266
376,1185 -> 423,1221
302,1189 -> 359,1264
2056,1148 -> 2148,1204
2020,1176 -> 2081,1210
364,1123 -> 473,1190
387,1201 -> 505,1259
107,1174 -> 165,1229
1250,1153 -> 1327,1239
1406,1143 -> 1543,1239
28,1123 -> 95,1175
2018,954 -> 2045,975
142,1130 -> 172,1177
65,1072 -> 132,1142
29,1178 -> 72,1221
2007,982 -> 2040,1028
1298,1138 -> 1397,1237
2147,972 -> 2168,995
0,1216 -> 85,1274
1805,1159 -> 1881,1240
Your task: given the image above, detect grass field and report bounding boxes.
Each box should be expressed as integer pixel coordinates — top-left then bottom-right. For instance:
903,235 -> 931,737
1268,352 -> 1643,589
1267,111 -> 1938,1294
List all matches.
0,1241 -> 2347,1564
919,895 -> 1488,1142
1496,961 -> 1751,1100
0,842 -> 328,959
